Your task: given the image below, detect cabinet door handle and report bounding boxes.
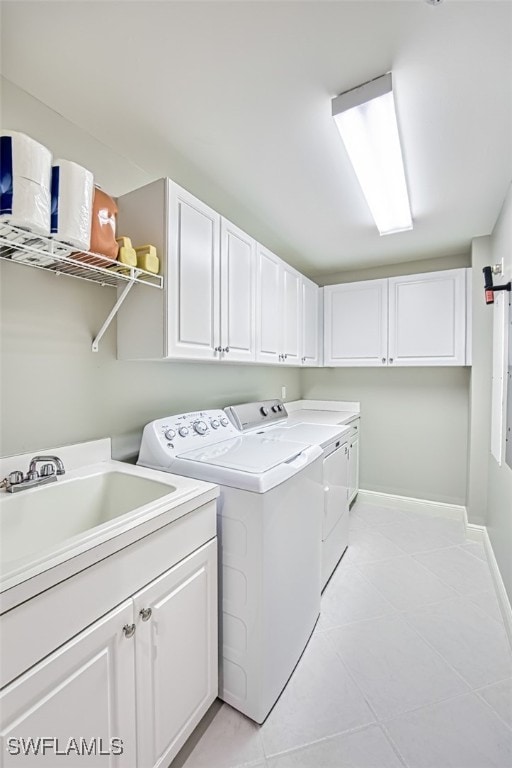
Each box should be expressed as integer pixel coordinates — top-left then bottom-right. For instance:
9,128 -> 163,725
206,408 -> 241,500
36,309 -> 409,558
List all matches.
139,608 -> 152,622
381,357 -> 386,364
389,358 -> 394,364
214,346 -> 221,353
224,347 -> 230,353
123,623 -> 136,638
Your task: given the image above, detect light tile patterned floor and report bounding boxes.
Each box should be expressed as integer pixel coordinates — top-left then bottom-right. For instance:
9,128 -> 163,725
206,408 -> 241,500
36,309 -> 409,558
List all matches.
173,499 -> 512,768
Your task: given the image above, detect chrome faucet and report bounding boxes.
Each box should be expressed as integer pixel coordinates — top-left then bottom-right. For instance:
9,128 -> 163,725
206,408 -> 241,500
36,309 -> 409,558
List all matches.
1,455 -> 66,493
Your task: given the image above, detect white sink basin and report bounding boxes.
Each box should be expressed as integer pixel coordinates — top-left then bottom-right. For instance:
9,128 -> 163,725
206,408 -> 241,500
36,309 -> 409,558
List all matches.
0,440 -> 219,611
1,469 -> 177,570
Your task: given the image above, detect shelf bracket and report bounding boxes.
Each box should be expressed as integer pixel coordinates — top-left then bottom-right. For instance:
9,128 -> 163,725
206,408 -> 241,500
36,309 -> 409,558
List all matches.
92,280 -> 136,352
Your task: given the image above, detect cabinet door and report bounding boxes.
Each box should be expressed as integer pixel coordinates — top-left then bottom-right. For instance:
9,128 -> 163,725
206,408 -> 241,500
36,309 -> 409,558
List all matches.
302,277 -> 321,366
281,264 -> 302,365
0,601 -> 137,768
220,219 -> 256,362
256,245 -> 282,363
133,540 -> 217,768
167,183 -> 221,360
348,432 -> 360,505
323,442 -> 349,540
388,269 -> 467,366
324,280 -> 388,366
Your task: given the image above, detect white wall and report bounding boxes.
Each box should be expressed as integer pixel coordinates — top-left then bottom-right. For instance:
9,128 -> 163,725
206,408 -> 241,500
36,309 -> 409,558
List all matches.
0,79 -> 301,460
302,255 -> 472,507
466,237 -> 493,525
487,184 -> 512,598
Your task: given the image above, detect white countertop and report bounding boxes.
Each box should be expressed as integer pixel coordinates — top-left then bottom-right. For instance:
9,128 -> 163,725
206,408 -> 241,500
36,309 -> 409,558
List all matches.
285,400 -> 360,426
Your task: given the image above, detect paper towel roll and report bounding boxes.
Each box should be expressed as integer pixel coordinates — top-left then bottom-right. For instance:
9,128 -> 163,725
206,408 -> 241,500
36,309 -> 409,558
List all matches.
51,159 -> 94,250
0,131 -> 52,235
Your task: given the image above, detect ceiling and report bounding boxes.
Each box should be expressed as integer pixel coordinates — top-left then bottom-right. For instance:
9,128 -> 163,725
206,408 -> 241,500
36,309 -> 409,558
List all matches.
1,1 -> 511,276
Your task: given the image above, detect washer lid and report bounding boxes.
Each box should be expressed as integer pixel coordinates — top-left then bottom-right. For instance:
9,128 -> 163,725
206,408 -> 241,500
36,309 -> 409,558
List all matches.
177,433 -> 310,474
269,423 -> 351,449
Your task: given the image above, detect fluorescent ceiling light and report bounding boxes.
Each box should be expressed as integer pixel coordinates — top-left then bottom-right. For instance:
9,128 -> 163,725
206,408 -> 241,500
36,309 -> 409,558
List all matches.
332,73 -> 412,235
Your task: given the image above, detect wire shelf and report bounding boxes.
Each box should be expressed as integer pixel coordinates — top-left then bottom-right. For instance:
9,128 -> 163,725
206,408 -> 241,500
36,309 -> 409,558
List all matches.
0,222 -> 163,290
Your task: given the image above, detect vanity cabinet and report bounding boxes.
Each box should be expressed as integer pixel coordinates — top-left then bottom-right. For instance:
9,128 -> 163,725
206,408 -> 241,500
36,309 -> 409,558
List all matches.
1,601 -> 137,767
324,269 -> 469,367
117,179 -> 256,363
0,511 -> 218,768
255,245 -> 302,365
134,541 -> 217,768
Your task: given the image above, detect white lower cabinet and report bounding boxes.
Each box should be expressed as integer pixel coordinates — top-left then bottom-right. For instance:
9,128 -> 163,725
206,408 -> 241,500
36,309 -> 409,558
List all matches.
0,540 -> 218,768
348,422 -> 360,504
0,601 -> 137,767
134,541 -> 218,768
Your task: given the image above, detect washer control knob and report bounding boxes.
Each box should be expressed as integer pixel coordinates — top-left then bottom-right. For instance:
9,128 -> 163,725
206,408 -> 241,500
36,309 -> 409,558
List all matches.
277,404 -> 283,411
210,419 -> 220,429
194,420 -> 208,435
260,406 -> 269,416
164,428 -> 176,441
178,427 -> 189,437
271,405 -> 279,413
220,417 -> 229,427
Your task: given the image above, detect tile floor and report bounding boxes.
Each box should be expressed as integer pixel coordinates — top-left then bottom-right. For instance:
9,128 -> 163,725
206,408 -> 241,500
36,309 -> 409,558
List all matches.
173,499 -> 512,768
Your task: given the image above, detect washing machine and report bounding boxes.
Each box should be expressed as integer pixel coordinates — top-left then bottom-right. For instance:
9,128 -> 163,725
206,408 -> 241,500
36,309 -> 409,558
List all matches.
137,409 -> 323,723
225,400 -> 351,589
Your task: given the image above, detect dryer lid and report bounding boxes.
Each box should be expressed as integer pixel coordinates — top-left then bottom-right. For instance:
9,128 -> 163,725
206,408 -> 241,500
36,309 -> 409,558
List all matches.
268,423 -> 351,449
177,433 -> 310,474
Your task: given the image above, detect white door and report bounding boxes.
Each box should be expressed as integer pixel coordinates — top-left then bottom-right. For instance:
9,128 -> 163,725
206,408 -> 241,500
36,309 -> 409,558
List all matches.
281,265 -> 302,365
220,219 -> 256,362
0,601 -> 137,768
388,269 -> 467,366
133,540 -> 218,768
348,432 -> 360,504
302,277 -> 321,366
324,279 -> 388,366
256,245 -> 282,364
323,442 -> 349,540
167,183 -> 220,360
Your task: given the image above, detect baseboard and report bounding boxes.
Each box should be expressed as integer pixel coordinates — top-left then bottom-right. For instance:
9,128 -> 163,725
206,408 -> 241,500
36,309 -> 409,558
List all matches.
358,489 -> 465,521
463,511 -> 512,648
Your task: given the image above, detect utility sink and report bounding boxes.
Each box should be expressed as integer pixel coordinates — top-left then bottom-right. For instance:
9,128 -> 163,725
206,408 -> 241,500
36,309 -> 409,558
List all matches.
1,469 -> 176,569
0,445 -> 218,602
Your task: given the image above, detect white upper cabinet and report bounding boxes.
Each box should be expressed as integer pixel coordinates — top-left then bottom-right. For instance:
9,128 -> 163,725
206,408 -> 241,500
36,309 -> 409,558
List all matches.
324,279 -> 388,366
324,269 -> 469,367
387,269 -> 467,366
281,264 -> 302,365
301,277 -> 321,366
255,247 -> 305,365
117,179 -> 257,363
220,218 -> 256,362
256,245 -> 283,364
168,183 -> 221,360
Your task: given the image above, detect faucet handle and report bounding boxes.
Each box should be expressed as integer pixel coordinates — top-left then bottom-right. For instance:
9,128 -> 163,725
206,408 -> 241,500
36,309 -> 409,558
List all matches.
8,471 -> 24,485
40,464 -> 56,478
